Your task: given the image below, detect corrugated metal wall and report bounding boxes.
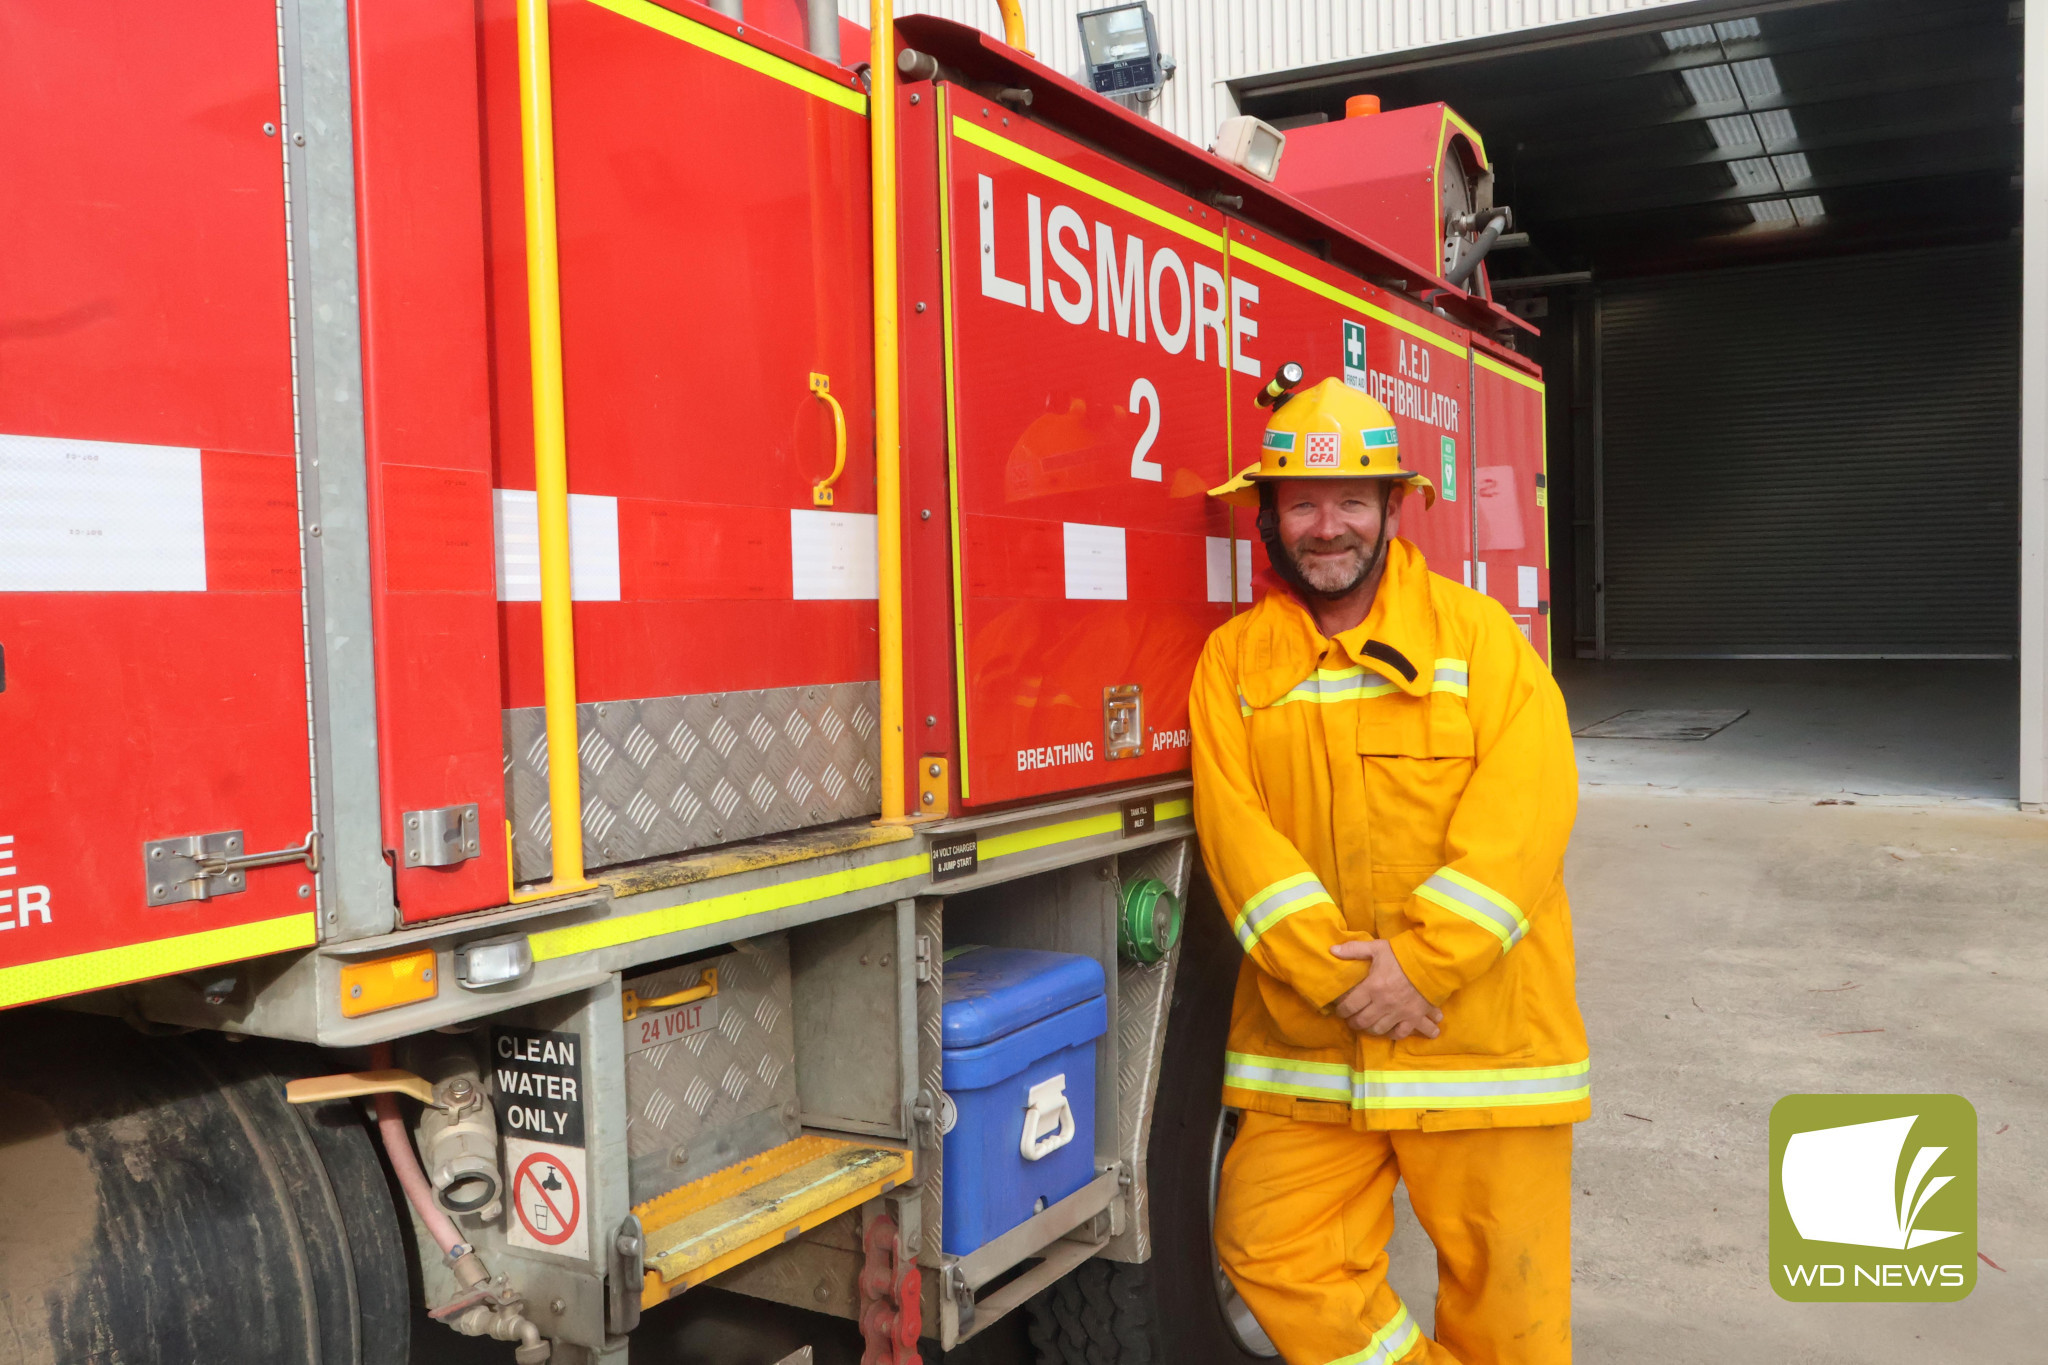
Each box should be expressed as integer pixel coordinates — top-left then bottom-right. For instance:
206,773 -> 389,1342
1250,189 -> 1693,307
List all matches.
1599,241 -> 2021,657
848,0 -> 1696,148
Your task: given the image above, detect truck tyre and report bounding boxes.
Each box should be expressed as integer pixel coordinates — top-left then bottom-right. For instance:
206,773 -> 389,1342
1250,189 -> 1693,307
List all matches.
0,1012 -> 410,1365
1024,870 -> 1277,1365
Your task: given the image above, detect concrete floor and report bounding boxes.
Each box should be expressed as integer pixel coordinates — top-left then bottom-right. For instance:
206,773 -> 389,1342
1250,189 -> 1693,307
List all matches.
1558,660 -> 2020,804
1385,790 -> 2048,1362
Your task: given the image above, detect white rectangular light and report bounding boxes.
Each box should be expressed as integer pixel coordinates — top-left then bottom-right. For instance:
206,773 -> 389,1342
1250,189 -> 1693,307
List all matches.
1728,157 -> 1780,190
1731,57 -> 1782,102
1517,565 -> 1539,610
1064,522 -> 1127,600
1754,109 -> 1799,149
1681,64 -> 1741,106
1715,17 -> 1761,42
1212,115 -> 1286,182
1748,198 -> 1796,225
0,432 -> 207,592
1789,195 -> 1827,225
1772,152 -> 1812,184
493,489 -> 622,601
1661,24 -> 1719,51
1707,114 -> 1761,150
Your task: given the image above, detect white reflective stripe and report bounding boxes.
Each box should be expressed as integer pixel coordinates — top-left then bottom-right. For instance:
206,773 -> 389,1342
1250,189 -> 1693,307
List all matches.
1414,868 -> 1527,950
1268,667 -> 1402,707
1223,1053 -> 1352,1101
1225,1052 -> 1591,1111
1330,1303 -> 1422,1365
1231,872 -> 1333,949
1430,657 -> 1469,694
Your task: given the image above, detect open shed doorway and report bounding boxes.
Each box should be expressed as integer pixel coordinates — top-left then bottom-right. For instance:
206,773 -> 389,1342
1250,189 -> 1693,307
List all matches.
1234,0 -> 2025,803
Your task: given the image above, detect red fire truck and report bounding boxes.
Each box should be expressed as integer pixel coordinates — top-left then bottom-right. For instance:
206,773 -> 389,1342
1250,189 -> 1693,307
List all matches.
0,2 -> 1545,1360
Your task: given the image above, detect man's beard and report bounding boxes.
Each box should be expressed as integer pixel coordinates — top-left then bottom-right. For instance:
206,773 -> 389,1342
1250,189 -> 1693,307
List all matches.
1287,531 -> 1378,598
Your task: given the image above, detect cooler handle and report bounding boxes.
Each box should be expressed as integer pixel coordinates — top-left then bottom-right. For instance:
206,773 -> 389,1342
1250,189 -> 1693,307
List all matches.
1019,1074 -> 1077,1161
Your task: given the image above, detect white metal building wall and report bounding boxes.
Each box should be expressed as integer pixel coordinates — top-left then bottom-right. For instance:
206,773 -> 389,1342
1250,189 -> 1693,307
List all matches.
851,0 -> 1697,148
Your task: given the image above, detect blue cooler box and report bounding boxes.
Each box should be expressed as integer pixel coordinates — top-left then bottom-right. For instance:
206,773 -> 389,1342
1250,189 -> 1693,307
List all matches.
941,946 -> 1108,1255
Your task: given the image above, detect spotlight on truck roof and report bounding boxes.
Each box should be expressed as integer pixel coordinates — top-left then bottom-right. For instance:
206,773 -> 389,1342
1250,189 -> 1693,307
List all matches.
1078,3 -> 1168,99
1212,115 -> 1287,183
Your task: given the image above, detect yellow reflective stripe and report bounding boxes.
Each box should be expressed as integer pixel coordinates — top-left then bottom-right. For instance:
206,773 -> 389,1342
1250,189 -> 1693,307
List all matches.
1415,867 -> 1528,950
532,854 -> 927,960
982,812 -> 1122,861
0,913 -> 317,1010
954,115 -> 1224,251
536,795 -> 1180,961
587,0 -> 868,115
1263,666 -> 1403,708
1442,106 -> 1489,172
1224,1052 -> 1591,1110
937,86 -> 972,798
1331,1302 -> 1422,1365
1476,351 -> 1544,392
1231,871 -> 1333,949
1430,656 -> 1469,697
1231,241 -> 1466,358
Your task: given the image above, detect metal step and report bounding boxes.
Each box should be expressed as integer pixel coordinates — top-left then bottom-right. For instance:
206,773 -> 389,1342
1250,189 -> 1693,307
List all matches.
634,1134 -> 912,1307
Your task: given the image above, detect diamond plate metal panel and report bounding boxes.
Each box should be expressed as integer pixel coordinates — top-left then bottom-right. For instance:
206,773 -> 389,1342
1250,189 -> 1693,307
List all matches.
709,1212 -> 865,1321
916,897 -> 946,1269
1104,838 -> 1191,1263
504,682 -> 881,883
622,936 -> 800,1206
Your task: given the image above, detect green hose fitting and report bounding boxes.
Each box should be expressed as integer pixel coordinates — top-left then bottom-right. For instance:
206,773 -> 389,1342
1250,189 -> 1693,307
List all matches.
1118,877 -> 1182,964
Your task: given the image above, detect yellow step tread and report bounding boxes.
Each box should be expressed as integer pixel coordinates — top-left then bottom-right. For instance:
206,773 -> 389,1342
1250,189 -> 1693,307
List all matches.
637,1138 -> 910,1282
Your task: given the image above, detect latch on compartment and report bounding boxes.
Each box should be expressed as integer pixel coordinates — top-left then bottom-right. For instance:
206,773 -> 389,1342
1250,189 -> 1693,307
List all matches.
143,830 -> 318,906
1103,684 -> 1144,760
403,802 -> 481,868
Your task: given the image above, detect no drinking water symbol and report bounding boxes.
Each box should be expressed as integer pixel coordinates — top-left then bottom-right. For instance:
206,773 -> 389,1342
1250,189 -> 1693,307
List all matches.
512,1151 -> 581,1247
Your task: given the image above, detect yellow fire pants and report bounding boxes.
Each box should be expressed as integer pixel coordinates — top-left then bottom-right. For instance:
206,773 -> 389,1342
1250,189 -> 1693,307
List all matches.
1214,1112 -> 1573,1365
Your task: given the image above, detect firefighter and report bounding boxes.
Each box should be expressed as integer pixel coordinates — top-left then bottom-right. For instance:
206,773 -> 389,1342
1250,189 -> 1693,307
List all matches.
1193,377 -> 1587,1365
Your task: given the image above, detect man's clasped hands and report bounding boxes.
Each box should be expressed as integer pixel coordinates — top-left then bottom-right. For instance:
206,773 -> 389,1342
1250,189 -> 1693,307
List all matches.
1327,939 -> 1442,1040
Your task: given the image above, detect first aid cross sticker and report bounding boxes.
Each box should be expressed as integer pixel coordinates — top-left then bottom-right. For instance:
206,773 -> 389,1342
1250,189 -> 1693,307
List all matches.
1305,432 -> 1341,468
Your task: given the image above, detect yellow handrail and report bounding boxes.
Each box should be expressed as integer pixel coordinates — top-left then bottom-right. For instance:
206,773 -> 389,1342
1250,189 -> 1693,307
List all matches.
621,967 -> 720,1022
994,0 -> 1030,53
871,1 -> 908,822
515,0 -> 595,895
809,373 -> 848,507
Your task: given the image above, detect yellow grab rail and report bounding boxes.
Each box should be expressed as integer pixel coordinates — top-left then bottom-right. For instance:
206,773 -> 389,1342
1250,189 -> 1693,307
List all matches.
809,373 -> 848,507
621,967 -> 719,1022
871,1 -> 908,821
515,0 -> 595,895
994,0 -> 1031,54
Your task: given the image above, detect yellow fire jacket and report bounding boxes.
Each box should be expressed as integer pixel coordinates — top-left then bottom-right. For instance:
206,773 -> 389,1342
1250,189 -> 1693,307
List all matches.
1191,538 -> 1589,1131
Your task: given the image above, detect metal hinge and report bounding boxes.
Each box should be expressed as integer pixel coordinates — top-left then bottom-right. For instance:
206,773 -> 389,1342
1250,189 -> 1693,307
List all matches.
143,830 -> 319,906
402,802 -> 480,868
607,1215 -> 644,1337
914,933 -> 934,983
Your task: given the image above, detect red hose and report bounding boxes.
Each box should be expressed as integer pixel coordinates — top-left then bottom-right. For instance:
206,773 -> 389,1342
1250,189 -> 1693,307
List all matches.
370,1043 -> 464,1254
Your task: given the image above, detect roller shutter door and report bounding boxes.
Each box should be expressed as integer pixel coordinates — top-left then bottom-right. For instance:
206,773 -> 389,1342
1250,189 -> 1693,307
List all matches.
1599,240 -> 2018,657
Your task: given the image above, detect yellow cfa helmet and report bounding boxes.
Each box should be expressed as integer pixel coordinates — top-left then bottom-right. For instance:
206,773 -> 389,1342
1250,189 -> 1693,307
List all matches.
1209,375 -> 1437,510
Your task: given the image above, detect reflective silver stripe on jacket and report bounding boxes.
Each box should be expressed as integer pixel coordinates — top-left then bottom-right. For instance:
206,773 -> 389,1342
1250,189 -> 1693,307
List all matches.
1224,1052 -> 1592,1110
1231,872 -> 1333,950
1415,868 -> 1528,951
